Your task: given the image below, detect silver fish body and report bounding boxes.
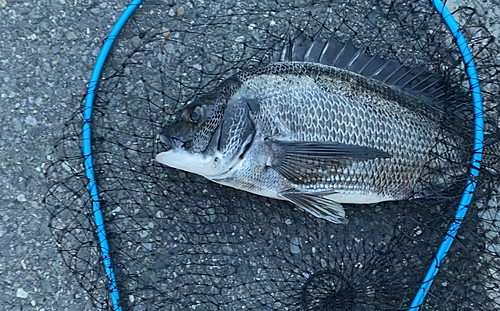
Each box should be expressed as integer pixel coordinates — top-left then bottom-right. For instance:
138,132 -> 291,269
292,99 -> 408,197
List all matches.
156,41 -> 468,223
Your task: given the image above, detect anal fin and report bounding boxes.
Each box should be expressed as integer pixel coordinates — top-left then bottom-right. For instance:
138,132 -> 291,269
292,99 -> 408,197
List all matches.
282,192 -> 346,224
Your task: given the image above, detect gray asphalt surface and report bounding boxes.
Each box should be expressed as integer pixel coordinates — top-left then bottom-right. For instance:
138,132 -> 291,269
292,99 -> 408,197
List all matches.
0,1 -> 129,310
0,0 -> 498,311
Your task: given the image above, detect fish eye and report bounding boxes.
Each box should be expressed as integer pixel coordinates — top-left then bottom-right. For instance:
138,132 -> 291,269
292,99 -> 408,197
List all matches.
187,106 -> 203,124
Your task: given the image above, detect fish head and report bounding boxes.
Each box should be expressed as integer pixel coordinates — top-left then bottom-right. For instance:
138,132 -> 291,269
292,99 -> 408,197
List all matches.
156,91 -> 256,178
156,93 -> 227,176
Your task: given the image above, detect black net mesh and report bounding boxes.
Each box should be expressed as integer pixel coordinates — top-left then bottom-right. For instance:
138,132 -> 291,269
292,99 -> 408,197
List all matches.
44,0 -> 500,310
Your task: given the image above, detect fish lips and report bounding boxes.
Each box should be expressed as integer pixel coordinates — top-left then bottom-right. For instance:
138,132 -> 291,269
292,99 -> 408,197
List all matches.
159,134 -> 185,151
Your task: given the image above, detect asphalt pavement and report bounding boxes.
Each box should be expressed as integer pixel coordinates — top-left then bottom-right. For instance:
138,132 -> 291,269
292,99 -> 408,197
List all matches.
0,1 -> 130,310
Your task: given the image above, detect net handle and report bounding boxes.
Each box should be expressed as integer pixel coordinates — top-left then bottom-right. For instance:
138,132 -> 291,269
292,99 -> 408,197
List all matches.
410,0 -> 484,309
83,1 -> 145,310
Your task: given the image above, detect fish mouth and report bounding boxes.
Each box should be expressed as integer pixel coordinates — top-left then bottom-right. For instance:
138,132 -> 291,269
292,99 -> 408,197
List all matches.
159,134 -> 185,151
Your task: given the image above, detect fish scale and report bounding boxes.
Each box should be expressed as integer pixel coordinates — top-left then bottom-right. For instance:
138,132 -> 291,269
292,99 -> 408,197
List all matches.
248,69 -> 438,143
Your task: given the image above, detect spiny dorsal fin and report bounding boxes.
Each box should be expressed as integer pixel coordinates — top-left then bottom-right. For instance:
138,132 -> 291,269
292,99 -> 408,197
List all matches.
271,32 -> 447,104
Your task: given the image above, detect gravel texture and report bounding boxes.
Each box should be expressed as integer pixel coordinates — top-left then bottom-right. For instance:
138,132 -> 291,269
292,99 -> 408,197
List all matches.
0,1 -> 131,310
0,0 -> 498,311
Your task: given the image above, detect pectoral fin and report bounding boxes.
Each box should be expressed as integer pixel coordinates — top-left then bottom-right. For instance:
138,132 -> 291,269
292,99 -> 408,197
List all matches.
282,191 -> 346,224
266,139 -> 391,183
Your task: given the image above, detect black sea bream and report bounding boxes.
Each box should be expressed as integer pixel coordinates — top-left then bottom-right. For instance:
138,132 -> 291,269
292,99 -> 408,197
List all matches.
156,35 -> 468,223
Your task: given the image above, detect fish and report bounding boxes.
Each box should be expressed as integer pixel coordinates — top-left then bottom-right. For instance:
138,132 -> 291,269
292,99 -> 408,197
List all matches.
155,33 -> 469,224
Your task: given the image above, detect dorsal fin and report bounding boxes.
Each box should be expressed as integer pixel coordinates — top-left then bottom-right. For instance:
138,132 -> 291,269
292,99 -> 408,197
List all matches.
271,32 -> 447,104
